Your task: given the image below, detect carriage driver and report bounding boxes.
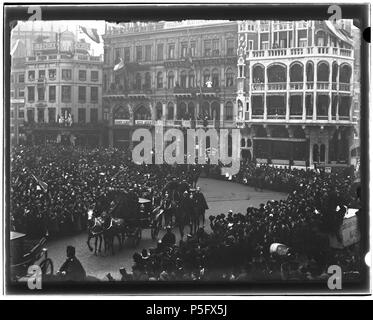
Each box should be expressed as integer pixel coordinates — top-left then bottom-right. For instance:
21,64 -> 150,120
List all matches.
57,245 -> 86,281
160,192 -> 173,227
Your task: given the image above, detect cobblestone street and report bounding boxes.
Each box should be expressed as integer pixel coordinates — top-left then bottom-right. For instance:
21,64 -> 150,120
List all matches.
46,178 -> 287,281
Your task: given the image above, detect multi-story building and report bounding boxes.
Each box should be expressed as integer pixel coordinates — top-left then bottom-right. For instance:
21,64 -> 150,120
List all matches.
102,20 -> 238,149
237,20 -> 356,168
23,30 -> 103,146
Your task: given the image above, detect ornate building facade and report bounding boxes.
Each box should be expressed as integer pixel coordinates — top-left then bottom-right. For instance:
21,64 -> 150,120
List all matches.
237,20 -> 356,167
102,21 -> 238,149
22,30 -> 103,146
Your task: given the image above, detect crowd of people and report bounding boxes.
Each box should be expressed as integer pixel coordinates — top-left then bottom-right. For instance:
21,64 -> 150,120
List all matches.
10,144 -> 196,238
10,144 -> 363,282
121,161 -> 363,281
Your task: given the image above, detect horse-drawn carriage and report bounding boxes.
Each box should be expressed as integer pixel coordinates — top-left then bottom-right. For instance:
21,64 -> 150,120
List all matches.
88,189 -> 163,253
10,231 -> 54,281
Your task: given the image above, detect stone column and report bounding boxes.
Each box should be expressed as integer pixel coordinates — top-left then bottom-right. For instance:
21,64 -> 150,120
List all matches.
286,65 -> 290,120
162,102 -> 167,121
220,100 -> 224,126
313,60 -> 317,120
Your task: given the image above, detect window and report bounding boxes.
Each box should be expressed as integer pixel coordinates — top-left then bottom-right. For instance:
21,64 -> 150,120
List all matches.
299,38 -> 307,47
135,73 -> 142,90
181,42 -> 188,58
180,71 -> 187,88
190,42 -> 196,57
78,86 -> 86,103
225,102 -> 233,120
261,41 -> 269,50
189,71 -> 195,87
78,108 -> 86,123
91,87 -> 98,102
168,71 -> 174,89
104,47 -> 109,64
48,108 -> 56,122
48,69 -> 56,80
90,108 -> 98,123
203,69 -> 210,85
27,87 -> 35,102
18,89 -> 24,98
114,48 -> 121,63
79,70 -> 87,81
212,39 -> 219,56
157,72 -> 163,89
61,86 -> 71,102
212,69 -> 219,87
49,86 -> 56,102
157,43 -> 164,61
37,108 -> 44,123
91,70 -> 99,82
18,110 -> 24,119
144,72 -> 151,89
37,87 -> 45,101
11,74 -> 14,83
124,47 -> 131,62
38,70 -> 45,80
204,40 -> 212,56
227,39 -> 235,55
248,40 -> 254,50
18,74 -> 25,83
62,69 -> 72,80
168,44 -> 175,59
28,71 -> 35,81
145,45 -> 152,61
136,46 -> 142,61
11,90 -> 14,98
226,69 -> 234,87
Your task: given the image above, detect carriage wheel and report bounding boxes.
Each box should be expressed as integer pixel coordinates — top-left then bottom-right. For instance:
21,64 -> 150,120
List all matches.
40,258 -> 54,275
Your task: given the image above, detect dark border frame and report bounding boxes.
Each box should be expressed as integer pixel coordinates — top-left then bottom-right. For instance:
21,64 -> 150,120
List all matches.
3,2 -> 370,295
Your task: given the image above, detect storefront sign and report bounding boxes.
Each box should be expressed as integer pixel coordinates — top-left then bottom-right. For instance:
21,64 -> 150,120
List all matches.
114,119 -> 131,125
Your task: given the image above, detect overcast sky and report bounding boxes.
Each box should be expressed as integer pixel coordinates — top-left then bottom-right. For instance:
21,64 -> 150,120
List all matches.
14,20 -> 106,55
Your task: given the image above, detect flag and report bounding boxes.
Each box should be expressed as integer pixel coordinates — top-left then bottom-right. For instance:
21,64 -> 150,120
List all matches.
114,58 -> 125,71
10,39 -> 20,56
32,174 -> 48,192
79,26 -> 100,43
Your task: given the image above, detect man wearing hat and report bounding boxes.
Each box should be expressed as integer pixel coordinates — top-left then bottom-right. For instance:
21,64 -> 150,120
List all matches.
195,187 -> 209,226
162,225 -> 176,248
58,245 -> 86,281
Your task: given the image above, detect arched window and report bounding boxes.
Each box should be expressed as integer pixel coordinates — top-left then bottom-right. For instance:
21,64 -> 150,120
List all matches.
177,102 -> 187,120
167,102 -> 174,120
339,64 -> 352,83
168,71 -> 174,89
188,102 -> 195,119
157,72 -> 163,89
134,105 -> 151,120
267,64 -> 286,83
203,69 -> 210,86
144,72 -> 151,89
306,61 -> 314,82
290,63 -> 303,82
252,64 -> 264,83
201,101 -> 210,118
317,62 -> 329,81
135,73 -> 142,90
180,70 -> 187,88
225,68 -> 234,87
155,102 -> 163,120
225,102 -> 233,120
114,105 -> 130,120
189,71 -> 195,88
211,101 -> 220,120
212,68 -> 219,87
313,144 -> 319,162
320,144 -> 326,162
240,138 -> 246,147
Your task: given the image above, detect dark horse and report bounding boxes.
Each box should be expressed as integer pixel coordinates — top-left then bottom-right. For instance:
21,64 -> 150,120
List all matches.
101,215 -> 125,255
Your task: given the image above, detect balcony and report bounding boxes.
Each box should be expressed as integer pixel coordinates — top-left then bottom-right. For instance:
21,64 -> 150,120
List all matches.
247,46 -> 353,60
267,82 -> 286,91
273,22 -> 293,31
289,82 -> 303,90
135,120 -> 153,126
339,83 -> 351,92
251,83 -> 265,91
316,82 -> 330,90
